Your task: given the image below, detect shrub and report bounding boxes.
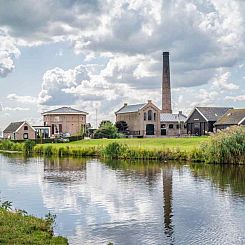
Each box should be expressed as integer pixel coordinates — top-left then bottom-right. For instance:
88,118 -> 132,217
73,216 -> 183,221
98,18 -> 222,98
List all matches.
0,140 -> 15,151
94,122 -> 120,139
204,126 -> 245,164
103,142 -> 128,159
22,140 -> 36,154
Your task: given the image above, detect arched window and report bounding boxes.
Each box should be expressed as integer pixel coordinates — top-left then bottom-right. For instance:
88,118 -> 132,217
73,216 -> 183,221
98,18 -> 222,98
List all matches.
144,112 -> 147,121
148,110 -> 152,120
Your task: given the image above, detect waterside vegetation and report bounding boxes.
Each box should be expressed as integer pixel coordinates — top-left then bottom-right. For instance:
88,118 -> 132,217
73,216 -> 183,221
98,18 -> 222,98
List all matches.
0,126 -> 244,164
0,200 -> 68,244
0,137 -> 206,162
203,126 -> 245,164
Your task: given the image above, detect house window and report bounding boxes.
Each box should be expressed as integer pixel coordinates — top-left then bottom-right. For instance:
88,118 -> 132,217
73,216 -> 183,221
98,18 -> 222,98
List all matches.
51,124 -> 55,134
154,113 -> 156,121
144,112 -> 147,121
24,126 -> 28,130
176,124 -> 179,129
169,124 -> 174,129
148,110 -> 152,120
59,124 -> 62,133
161,124 -> 166,128
23,133 -> 28,139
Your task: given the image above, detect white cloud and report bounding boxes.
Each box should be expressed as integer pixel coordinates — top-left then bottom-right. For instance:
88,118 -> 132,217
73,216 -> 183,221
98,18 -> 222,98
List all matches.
212,69 -> 239,90
0,29 -> 20,78
225,95 -> 245,102
0,0 -> 244,120
1,0 -> 244,85
3,107 -> 30,111
7,93 -> 37,104
38,61 -> 163,124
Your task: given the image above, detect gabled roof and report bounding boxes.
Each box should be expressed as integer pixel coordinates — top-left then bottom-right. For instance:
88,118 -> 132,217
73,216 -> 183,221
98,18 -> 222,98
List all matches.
116,103 -> 146,114
3,121 -> 25,133
160,113 -> 187,122
3,121 -> 36,133
214,109 -> 245,125
186,106 -> 232,122
196,107 -> 232,121
42,106 -> 88,115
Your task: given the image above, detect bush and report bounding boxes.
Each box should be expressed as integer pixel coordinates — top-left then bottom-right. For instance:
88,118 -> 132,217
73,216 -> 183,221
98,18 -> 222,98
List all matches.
22,140 -> 36,154
94,122 -> 120,139
103,142 -> 128,159
204,126 -> 245,164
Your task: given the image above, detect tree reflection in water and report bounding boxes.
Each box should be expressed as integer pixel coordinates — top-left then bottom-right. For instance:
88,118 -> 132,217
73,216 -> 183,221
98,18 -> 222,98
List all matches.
190,164 -> 245,197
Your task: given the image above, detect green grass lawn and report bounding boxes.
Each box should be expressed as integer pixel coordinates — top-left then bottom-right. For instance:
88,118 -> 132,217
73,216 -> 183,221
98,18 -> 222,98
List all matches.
0,208 -> 68,244
52,137 -> 208,152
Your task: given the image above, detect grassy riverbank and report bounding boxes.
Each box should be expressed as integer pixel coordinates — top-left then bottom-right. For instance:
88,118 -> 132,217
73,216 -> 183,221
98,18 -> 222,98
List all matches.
32,137 -> 207,161
0,137 -> 206,162
0,208 -> 68,244
0,126 -> 244,163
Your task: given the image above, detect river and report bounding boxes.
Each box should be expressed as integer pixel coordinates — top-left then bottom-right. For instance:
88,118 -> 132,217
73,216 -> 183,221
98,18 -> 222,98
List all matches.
0,154 -> 244,245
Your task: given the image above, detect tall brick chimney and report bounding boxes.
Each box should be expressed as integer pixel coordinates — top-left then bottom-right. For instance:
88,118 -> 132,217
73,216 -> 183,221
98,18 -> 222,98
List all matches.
162,52 -> 172,113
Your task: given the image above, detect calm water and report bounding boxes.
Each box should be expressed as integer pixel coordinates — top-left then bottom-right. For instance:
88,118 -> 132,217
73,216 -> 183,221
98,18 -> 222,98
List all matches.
0,154 -> 245,245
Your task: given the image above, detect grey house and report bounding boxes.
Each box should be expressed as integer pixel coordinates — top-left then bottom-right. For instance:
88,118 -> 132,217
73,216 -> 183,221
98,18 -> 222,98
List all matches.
214,108 -> 245,130
186,107 -> 232,136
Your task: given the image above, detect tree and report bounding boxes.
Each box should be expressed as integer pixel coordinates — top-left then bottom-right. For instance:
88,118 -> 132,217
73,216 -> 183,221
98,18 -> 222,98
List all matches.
94,121 -> 119,139
115,121 -> 129,134
99,120 -> 112,128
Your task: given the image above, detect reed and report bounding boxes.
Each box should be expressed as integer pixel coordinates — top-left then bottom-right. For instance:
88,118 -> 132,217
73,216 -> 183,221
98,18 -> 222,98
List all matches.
203,126 -> 245,164
0,140 -> 23,152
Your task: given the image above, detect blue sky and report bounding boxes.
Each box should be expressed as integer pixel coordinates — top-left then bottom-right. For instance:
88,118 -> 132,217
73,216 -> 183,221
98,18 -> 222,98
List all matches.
0,0 -> 245,131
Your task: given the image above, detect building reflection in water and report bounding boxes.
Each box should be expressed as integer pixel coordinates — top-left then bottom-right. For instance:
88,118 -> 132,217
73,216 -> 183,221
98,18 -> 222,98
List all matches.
43,157 -> 87,183
162,167 -> 174,244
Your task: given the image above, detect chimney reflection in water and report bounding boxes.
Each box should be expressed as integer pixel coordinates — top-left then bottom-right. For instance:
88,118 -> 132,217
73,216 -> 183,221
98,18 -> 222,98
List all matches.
163,168 -> 174,243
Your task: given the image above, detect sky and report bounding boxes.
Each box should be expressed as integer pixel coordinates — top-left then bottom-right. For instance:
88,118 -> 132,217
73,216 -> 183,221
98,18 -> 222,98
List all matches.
0,0 -> 245,132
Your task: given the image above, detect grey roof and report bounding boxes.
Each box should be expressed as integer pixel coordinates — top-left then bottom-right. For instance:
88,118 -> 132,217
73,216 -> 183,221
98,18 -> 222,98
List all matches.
196,107 -> 232,121
116,103 -> 146,114
3,121 -> 24,133
214,109 -> 245,125
42,106 -> 88,115
160,113 -> 187,122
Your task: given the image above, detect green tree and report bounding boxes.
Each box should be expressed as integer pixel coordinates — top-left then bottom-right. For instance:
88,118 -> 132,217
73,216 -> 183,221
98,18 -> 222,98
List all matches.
115,121 -> 128,134
94,121 -> 119,139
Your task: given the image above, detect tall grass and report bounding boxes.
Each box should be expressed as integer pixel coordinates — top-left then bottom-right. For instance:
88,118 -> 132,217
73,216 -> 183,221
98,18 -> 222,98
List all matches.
203,126 -> 245,164
0,138 -> 205,162
0,140 -> 23,152
0,138 -> 207,162
102,142 -> 204,161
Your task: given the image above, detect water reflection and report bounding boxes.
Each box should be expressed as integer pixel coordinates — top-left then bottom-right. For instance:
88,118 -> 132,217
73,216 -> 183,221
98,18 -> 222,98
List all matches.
162,167 -> 174,243
44,157 -> 87,183
105,159 -> 162,186
190,164 -> 245,197
0,154 -> 245,245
